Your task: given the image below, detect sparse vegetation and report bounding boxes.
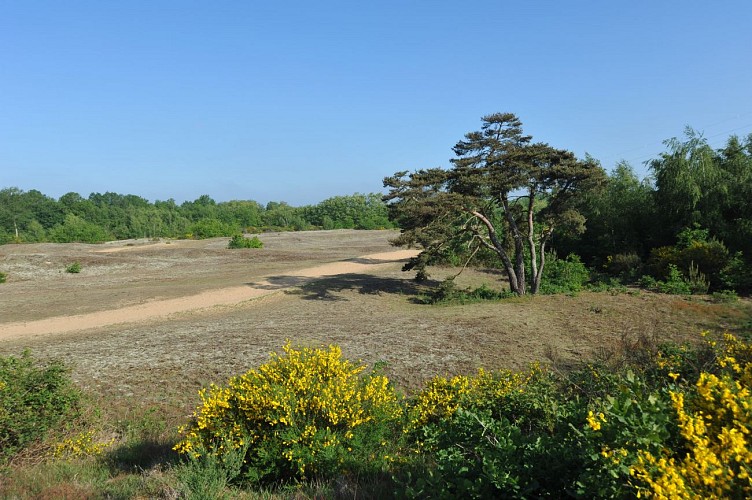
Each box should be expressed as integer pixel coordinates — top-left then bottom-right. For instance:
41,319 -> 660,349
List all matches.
65,262 -> 81,274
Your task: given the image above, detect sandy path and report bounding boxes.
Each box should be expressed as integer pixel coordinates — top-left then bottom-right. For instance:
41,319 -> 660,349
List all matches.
0,249 -> 418,341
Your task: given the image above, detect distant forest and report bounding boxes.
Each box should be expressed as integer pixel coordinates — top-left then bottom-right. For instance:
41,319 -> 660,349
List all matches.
2,129 -> 752,293
0,191 -> 393,244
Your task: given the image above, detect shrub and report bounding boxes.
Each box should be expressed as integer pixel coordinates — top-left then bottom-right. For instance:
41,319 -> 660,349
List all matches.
0,272 -> 6,284
49,214 -> 110,243
188,219 -> 237,239
720,252 -> 752,294
0,351 -> 81,463
679,240 -> 730,290
227,234 -> 263,249
538,253 -> 590,294
648,227 -> 732,291
424,279 -> 512,304
657,265 -> 691,295
641,264 -> 693,295
631,333 -> 752,498
65,262 -> 81,274
174,342 -> 403,485
575,370 -> 676,498
400,366 -> 583,497
587,278 -> 628,294
711,289 -> 739,303
605,253 -> 644,282
647,245 -> 680,280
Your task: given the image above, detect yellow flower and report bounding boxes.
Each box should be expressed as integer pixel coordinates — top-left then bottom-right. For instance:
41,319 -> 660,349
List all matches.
587,410 -> 605,431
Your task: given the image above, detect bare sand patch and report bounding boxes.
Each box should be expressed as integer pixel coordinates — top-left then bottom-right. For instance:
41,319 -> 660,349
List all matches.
0,249 -> 418,340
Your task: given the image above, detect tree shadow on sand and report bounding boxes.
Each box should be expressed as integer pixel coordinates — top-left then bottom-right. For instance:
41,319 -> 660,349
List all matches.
253,273 -> 436,301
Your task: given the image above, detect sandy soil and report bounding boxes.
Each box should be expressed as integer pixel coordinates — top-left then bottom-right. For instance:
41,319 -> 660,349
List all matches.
0,249 -> 418,340
1,229 -> 749,423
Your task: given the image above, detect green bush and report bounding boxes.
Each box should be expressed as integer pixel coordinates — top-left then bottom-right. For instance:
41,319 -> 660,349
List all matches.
424,279 -> 512,304
0,351 -> 81,463
227,234 -> 263,249
605,252 -> 644,282
188,219 -> 237,239
400,366 -> 584,498
657,265 -> 692,295
175,343 -> 403,485
574,370 -> 676,498
539,253 -> 590,294
640,265 -> 695,295
648,227 -> 732,291
680,240 -> 729,287
65,262 -> 81,274
720,252 -> 752,294
647,245 -> 680,280
49,214 -> 110,243
712,289 -> 739,303
0,272 -> 6,284
587,278 -> 629,294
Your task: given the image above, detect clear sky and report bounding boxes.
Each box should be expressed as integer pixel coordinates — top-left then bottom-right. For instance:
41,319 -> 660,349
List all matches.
2,1 -> 751,205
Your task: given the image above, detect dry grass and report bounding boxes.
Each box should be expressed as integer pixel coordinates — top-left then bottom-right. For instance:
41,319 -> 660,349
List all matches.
1,229 -> 750,430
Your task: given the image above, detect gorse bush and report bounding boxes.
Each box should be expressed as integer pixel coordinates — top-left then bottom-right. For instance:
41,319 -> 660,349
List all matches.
406,366 -> 547,432
175,342 -> 402,485
0,351 -> 81,463
170,334 -> 752,497
632,333 -> 752,498
227,234 -> 263,249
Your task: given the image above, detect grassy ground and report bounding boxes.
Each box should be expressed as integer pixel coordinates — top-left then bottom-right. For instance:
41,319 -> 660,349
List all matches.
1,229 -> 750,497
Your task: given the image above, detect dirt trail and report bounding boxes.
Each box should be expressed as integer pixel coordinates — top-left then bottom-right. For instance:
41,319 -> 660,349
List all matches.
0,249 -> 418,341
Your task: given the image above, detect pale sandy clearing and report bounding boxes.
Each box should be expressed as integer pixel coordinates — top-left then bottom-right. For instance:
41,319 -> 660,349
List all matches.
0,249 -> 418,340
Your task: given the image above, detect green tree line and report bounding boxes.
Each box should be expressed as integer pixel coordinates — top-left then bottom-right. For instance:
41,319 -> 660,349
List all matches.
384,113 -> 752,295
555,127 -> 752,293
0,191 -> 393,244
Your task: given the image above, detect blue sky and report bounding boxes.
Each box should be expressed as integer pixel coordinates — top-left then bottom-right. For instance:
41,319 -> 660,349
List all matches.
2,1 -> 751,205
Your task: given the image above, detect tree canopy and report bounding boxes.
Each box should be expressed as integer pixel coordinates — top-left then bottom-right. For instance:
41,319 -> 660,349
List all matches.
0,190 -> 394,244
384,112 -> 606,295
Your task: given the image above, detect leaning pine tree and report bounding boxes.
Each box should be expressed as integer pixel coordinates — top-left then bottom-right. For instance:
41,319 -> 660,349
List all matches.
383,112 -> 605,295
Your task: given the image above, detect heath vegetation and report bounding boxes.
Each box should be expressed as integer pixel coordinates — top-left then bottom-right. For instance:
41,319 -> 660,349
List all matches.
1,113 -> 751,497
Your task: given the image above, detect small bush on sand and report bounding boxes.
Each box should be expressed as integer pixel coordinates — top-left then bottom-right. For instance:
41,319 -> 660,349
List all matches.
65,262 -> 82,274
227,234 -> 263,249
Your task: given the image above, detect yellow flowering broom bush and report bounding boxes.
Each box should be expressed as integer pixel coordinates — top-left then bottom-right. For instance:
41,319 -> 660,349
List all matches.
631,333 -> 752,498
406,365 -> 546,433
174,342 -> 403,484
